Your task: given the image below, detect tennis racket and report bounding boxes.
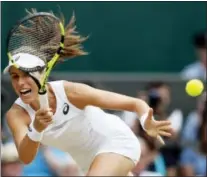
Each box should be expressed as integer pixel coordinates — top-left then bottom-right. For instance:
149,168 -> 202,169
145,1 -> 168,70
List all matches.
7,10 -> 65,108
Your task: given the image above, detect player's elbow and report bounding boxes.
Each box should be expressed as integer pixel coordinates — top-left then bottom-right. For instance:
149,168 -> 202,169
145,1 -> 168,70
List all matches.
18,150 -> 35,165
20,157 -> 33,165
18,143 -> 37,165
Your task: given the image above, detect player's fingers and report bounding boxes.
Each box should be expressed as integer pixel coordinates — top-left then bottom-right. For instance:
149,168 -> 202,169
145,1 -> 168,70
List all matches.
39,118 -> 53,124
157,135 -> 165,145
159,130 -> 171,137
157,120 -> 171,127
45,111 -> 53,117
36,108 -> 47,115
159,125 -> 172,131
36,108 -> 52,116
44,119 -> 53,124
40,111 -> 53,119
147,108 -> 154,120
36,113 -> 53,121
41,116 -> 53,122
43,116 -> 53,121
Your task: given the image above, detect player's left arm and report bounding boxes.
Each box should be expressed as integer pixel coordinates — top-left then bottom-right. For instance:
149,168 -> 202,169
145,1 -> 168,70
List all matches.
64,81 -> 149,116
64,81 -> 172,142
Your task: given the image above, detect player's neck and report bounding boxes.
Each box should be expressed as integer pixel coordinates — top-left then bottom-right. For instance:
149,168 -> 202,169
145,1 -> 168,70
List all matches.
30,85 -> 50,111
29,99 -> 41,111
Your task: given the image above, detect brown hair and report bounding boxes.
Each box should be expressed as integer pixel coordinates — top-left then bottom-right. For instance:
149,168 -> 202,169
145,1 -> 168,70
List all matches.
14,8 -> 88,62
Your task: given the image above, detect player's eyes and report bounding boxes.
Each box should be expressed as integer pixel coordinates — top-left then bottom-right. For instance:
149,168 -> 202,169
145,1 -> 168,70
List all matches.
11,75 -> 18,79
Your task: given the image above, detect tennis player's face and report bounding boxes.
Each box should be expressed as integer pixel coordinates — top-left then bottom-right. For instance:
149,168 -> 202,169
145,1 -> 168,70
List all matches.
9,67 -> 39,104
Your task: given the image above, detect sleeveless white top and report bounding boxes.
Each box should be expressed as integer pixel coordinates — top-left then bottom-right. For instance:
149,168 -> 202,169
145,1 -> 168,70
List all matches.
15,80 -> 140,173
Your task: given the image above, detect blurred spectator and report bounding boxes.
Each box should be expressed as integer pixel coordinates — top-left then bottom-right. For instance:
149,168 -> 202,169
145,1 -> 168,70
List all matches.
132,137 -> 164,176
22,145 -> 82,176
179,93 -> 206,176
1,118 -> 81,176
1,141 -> 82,176
134,129 -> 166,176
146,81 -> 183,176
121,81 -> 183,176
145,81 -> 171,118
146,81 -> 183,133
132,82 -> 172,176
199,99 -> 207,155
2,142 -> 22,176
181,92 -> 206,145
181,31 -> 206,80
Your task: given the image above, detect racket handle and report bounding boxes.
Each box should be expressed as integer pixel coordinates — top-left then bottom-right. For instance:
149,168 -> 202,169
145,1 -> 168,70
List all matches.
39,92 -> 49,109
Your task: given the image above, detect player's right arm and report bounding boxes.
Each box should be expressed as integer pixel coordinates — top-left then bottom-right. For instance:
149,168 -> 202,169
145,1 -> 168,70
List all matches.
6,104 -> 52,164
6,104 -> 40,164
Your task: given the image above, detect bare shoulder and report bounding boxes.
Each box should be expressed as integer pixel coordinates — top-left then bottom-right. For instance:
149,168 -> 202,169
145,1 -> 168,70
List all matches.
62,80 -> 76,98
62,80 -> 94,109
63,80 -> 92,94
6,104 -> 31,128
62,80 -> 138,112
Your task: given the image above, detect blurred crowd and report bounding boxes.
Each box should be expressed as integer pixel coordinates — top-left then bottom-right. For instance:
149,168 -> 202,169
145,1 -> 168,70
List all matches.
1,32 -> 206,176
120,82 -> 206,176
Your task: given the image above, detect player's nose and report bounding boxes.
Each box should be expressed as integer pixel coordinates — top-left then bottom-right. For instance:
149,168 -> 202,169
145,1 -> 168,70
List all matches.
18,77 -> 27,87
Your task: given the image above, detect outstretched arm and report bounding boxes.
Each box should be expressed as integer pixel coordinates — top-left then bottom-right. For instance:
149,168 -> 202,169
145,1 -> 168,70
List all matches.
64,81 -> 150,115
64,81 -> 172,144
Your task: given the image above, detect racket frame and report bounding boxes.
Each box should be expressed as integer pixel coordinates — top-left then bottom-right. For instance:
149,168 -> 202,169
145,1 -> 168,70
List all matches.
7,12 -> 65,108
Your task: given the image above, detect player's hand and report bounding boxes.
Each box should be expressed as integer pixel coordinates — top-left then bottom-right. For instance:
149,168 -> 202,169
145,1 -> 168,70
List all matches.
143,108 -> 172,145
33,108 -> 53,132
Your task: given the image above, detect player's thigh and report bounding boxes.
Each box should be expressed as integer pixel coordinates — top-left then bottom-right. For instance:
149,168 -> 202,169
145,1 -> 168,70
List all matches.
86,152 -> 135,176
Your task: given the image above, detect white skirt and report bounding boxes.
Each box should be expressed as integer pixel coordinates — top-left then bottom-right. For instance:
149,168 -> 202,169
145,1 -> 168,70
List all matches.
42,106 -> 141,174
78,106 -> 141,173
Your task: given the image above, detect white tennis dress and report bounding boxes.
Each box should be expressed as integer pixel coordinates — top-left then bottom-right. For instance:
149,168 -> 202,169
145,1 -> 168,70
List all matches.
15,80 -> 141,173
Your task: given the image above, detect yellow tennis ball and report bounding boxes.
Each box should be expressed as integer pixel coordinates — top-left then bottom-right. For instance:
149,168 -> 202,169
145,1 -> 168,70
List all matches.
185,79 -> 204,97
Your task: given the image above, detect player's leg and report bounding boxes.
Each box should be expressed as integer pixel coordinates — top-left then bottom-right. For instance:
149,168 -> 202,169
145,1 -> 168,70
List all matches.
86,152 -> 136,176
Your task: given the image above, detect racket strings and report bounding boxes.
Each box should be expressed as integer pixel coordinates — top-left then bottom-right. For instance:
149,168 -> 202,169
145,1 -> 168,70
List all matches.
8,9 -> 88,71
8,15 -> 62,63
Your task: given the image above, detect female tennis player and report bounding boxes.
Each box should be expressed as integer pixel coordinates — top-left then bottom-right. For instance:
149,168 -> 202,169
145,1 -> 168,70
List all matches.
4,12 -> 172,176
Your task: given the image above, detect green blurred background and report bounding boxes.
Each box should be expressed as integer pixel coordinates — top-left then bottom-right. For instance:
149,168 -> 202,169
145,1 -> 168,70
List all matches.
1,1 -> 206,72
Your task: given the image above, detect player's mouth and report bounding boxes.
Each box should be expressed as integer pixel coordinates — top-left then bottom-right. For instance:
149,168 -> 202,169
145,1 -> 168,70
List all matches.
20,89 -> 32,96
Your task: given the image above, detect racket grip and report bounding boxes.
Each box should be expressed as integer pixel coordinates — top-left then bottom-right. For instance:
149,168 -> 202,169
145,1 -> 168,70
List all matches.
39,92 -> 49,109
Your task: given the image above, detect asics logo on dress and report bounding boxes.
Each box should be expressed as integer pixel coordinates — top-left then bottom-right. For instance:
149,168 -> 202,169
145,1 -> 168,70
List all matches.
63,103 -> 69,115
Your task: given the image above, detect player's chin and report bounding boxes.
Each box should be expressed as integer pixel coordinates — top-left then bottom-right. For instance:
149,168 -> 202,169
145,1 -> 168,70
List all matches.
19,93 -> 36,104
20,97 -> 34,104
